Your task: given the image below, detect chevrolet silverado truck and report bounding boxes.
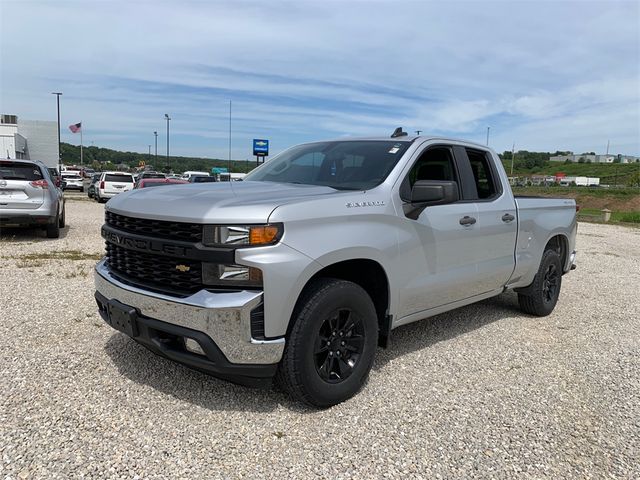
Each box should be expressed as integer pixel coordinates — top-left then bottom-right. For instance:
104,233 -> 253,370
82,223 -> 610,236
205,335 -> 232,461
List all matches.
95,130 -> 577,407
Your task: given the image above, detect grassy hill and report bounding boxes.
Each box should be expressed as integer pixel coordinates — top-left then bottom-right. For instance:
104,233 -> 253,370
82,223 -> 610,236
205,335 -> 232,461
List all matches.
60,142 -> 258,174
500,159 -> 639,186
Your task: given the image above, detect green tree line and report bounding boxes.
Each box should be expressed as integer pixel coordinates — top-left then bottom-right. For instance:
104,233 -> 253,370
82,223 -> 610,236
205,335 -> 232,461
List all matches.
60,143 -> 258,174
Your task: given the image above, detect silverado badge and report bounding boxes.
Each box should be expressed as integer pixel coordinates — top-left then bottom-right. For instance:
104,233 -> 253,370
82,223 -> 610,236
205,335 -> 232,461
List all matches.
175,264 -> 191,273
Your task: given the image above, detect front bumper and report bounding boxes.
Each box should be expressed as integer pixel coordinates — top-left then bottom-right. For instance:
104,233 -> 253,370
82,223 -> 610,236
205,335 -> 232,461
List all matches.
94,259 -> 284,384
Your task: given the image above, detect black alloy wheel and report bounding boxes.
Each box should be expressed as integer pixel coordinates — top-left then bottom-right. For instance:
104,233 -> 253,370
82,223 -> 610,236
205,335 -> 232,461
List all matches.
314,308 -> 365,383
542,263 -> 559,304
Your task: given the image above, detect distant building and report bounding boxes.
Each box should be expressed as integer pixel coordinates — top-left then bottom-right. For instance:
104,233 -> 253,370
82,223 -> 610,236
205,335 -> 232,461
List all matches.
550,153 -> 639,163
558,176 -> 600,187
0,114 -> 59,168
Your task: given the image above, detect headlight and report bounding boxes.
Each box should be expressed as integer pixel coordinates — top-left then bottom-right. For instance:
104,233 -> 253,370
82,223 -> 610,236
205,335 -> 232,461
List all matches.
202,224 -> 283,247
202,263 -> 263,288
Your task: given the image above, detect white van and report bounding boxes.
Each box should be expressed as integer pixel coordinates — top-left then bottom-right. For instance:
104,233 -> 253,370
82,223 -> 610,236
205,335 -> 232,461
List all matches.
181,171 -> 210,180
96,171 -> 134,203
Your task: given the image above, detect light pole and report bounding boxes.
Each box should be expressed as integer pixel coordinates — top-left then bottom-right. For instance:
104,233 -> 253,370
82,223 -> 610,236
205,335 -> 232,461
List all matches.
486,126 -> 491,146
153,131 -> 158,161
164,114 -> 171,171
148,145 -> 151,164
51,92 -> 62,170
228,100 -> 232,173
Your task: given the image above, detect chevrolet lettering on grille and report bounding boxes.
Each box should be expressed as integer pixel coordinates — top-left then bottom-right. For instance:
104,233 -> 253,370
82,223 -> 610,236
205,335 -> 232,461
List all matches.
102,227 -> 191,257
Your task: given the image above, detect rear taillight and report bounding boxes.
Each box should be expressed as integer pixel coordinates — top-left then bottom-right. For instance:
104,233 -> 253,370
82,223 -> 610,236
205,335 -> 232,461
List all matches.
30,179 -> 49,189
576,205 -> 581,212
100,181 -> 105,189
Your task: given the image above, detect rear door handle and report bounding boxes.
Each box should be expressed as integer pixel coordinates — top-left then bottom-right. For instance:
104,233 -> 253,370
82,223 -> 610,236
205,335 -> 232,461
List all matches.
459,216 -> 476,226
501,213 -> 515,223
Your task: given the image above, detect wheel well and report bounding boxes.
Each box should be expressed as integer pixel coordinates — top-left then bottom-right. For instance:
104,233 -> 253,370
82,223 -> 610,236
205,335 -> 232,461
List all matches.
545,235 -> 568,268
307,259 -> 391,347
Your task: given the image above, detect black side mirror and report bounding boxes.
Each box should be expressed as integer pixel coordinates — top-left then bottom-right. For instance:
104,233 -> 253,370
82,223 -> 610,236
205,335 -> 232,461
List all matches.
404,180 -> 459,220
411,180 -> 459,205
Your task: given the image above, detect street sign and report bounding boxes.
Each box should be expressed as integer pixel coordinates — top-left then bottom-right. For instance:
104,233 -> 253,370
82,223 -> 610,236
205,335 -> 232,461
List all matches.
212,167 -> 228,174
253,139 -> 269,157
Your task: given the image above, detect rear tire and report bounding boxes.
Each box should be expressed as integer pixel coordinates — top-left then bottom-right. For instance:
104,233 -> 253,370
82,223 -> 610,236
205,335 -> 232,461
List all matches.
46,215 -> 60,238
517,249 -> 562,316
276,278 -> 378,407
58,205 -> 65,228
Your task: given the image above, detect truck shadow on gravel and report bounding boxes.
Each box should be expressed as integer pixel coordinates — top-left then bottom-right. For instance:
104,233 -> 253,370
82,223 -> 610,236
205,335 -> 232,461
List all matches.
104,291 -> 524,413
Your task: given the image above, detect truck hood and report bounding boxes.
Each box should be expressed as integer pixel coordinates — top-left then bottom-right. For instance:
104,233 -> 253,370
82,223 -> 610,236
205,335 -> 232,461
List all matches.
105,181 -> 340,223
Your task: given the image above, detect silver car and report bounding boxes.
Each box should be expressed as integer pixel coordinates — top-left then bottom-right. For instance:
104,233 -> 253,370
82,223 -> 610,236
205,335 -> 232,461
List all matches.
0,159 -> 66,238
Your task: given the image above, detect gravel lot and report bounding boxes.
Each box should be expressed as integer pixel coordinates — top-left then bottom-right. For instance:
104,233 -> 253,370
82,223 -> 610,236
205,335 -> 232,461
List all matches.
1,199 -> 638,479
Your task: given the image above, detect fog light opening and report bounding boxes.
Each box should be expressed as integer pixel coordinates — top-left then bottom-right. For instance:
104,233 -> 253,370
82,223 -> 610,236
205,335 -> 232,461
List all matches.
184,338 -> 206,356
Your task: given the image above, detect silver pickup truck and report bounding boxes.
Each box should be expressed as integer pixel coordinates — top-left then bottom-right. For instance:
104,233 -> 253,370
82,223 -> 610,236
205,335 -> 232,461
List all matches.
95,131 -> 577,407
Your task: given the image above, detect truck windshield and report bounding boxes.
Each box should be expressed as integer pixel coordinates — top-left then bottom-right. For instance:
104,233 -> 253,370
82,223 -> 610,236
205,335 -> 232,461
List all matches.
244,140 -> 411,190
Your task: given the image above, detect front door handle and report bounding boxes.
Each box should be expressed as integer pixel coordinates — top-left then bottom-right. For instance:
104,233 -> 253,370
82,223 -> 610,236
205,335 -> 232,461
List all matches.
501,213 -> 515,223
459,216 -> 477,226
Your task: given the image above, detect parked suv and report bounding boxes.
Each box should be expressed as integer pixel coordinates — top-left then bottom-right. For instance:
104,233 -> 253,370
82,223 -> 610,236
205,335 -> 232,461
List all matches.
96,172 -> 134,203
87,173 -> 101,199
0,159 -> 66,238
61,173 -> 84,192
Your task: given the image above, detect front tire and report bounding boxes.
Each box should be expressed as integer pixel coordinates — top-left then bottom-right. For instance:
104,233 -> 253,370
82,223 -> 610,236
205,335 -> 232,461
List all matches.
277,278 -> 378,407
517,249 -> 562,316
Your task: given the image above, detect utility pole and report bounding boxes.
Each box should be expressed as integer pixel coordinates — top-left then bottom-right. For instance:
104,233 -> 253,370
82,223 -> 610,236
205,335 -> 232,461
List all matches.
606,139 -> 610,155
51,92 -> 62,171
164,114 -> 171,171
415,130 -> 422,135
148,145 -> 151,163
486,126 -> 491,146
511,143 -> 515,176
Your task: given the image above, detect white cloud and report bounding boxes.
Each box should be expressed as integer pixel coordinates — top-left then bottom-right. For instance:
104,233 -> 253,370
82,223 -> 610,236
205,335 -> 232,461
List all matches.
0,0 -> 638,157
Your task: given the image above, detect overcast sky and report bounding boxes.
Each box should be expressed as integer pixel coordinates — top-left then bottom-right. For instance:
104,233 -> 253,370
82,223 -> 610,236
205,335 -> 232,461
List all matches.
1,0 -> 638,159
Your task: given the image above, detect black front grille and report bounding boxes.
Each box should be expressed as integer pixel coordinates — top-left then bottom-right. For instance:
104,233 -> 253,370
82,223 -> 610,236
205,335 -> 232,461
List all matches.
105,211 -> 203,243
106,242 -> 202,294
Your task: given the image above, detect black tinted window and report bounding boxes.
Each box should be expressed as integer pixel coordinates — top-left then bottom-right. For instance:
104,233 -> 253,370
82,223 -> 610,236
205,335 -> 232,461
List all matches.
0,162 -> 43,181
466,149 -> 497,199
245,141 -> 411,190
105,174 -> 133,182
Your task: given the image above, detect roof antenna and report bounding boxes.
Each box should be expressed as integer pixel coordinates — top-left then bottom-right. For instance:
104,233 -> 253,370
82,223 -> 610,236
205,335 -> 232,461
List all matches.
391,127 -> 408,138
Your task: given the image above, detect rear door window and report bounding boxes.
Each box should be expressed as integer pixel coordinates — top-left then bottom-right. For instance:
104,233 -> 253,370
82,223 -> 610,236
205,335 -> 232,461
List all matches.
466,149 -> 499,199
0,162 -> 43,181
105,174 -> 133,183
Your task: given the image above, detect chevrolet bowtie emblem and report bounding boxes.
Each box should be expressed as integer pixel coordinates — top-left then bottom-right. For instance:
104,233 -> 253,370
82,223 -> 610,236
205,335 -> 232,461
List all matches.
175,264 -> 191,273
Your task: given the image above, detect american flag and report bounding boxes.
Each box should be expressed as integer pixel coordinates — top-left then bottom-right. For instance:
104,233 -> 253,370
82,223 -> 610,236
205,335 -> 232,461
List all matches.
69,122 -> 82,133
